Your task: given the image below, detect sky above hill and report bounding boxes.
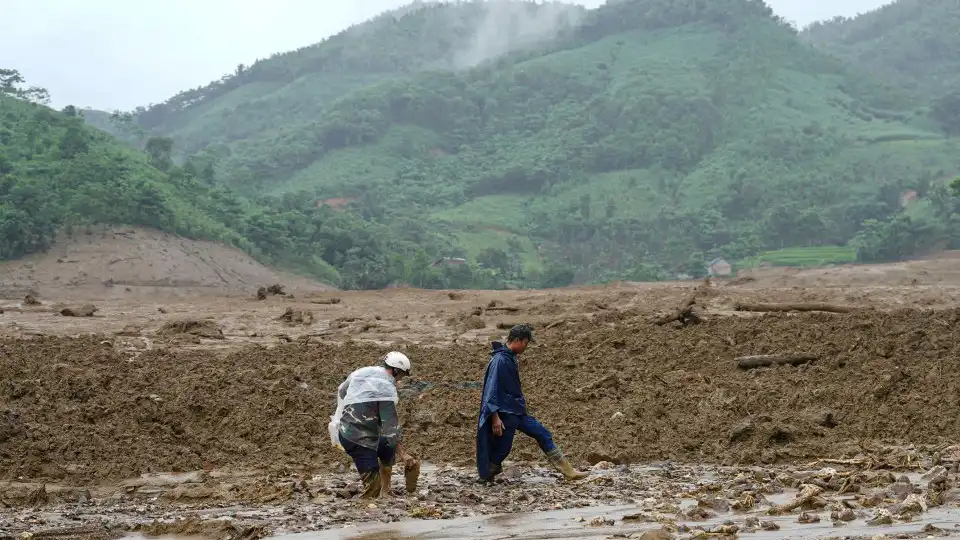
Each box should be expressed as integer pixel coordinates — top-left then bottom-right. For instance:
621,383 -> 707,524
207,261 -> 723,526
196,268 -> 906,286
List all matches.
1,0 -> 890,111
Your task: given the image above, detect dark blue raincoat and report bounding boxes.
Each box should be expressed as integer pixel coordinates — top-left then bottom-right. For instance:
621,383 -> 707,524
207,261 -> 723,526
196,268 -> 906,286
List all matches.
475,341 -> 527,480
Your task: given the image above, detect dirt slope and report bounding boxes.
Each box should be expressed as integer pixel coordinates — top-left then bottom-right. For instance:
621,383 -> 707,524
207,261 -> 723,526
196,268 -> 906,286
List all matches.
2,308 -> 959,484
0,227 -> 332,299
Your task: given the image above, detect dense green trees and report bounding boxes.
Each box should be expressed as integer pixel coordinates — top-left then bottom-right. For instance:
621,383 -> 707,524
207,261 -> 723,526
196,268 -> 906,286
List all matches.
6,0 -> 959,288
0,70 -> 505,289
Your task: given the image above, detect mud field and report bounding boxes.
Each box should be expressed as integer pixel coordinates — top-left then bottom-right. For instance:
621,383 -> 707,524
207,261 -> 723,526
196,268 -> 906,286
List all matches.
3,246 -> 960,539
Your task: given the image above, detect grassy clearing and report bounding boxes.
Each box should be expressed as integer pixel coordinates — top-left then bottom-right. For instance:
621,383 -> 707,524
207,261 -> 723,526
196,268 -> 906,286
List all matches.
738,246 -> 857,268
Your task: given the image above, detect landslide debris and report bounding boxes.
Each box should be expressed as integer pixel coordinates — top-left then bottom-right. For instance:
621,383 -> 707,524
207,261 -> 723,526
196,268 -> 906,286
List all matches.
158,319 -> 225,340
1,309 -> 959,483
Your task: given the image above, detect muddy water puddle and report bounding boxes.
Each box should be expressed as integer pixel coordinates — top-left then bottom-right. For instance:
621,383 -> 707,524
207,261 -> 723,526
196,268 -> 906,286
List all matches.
275,505 -> 960,539
5,460 -> 960,540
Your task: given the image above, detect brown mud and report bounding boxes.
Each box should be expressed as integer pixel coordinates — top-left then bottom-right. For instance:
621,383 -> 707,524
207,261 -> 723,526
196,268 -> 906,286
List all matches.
3,249 -> 960,538
3,309 -> 960,484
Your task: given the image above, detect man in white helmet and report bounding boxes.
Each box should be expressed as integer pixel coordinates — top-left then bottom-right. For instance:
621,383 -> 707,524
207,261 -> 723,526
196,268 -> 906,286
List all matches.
329,351 -> 414,498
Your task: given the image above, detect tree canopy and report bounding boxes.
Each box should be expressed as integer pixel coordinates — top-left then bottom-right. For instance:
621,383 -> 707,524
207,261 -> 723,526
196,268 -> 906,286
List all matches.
5,0 -> 959,288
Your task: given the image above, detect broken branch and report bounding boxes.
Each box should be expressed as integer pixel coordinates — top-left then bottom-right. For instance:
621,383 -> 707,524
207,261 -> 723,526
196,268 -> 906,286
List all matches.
736,354 -> 817,369
575,373 -> 619,394
653,280 -> 709,326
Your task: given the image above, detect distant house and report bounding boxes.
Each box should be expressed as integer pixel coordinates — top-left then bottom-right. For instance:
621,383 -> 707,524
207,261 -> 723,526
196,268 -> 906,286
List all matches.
707,257 -> 732,277
901,190 -> 918,208
430,257 -> 467,268
316,197 -> 355,211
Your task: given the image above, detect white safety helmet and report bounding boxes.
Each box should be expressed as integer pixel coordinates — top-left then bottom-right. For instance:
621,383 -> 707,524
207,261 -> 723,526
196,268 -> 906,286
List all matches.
382,351 -> 412,375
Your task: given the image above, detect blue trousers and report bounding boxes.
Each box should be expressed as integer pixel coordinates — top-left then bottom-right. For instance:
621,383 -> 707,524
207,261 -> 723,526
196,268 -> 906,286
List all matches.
340,434 -> 396,474
479,413 -> 556,477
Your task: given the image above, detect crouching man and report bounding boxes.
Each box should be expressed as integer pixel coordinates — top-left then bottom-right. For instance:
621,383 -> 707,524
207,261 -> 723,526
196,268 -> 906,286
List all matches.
329,351 -> 414,498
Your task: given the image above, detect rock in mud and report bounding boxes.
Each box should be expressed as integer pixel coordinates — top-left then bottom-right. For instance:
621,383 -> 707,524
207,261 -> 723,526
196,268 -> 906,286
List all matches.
23,294 -> 41,306
115,324 -> 142,336
60,304 -> 98,317
698,496 -> 730,512
684,506 -> 714,520
831,507 -> 856,521
585,444 -> 620,465
866,509 -> 894,526
729,419 -> 755,442
278,308 -> 314,326
798,511 -> 821,523
159,319 -> 224,339
894,493 -> 928,514
922,465 -> 949,484
634,528 -> 675,540
462,315 -> 486,330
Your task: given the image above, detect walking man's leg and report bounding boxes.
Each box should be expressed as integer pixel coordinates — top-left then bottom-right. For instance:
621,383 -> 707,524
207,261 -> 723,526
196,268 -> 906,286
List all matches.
517,415 -> 588,480
488,419 -> 518,479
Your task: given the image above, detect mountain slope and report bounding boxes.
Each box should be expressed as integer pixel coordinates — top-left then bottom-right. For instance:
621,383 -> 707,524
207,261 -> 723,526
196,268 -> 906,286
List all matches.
802,0 -> 960,100
1,71 -> 492,291
130,1 -> 585,160
120,0 -> 960,283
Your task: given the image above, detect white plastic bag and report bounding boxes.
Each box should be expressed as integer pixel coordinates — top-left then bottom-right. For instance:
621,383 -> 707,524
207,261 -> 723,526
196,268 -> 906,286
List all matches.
328,366 -> 398,450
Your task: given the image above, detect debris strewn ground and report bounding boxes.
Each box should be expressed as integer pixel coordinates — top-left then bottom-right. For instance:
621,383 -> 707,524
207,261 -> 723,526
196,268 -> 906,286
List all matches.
2,254 -> 960,538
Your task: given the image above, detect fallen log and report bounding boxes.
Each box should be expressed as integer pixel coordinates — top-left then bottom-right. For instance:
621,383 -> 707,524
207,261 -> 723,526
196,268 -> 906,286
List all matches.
653,282 -> 706,326
734,302 -> 857,314
768,484 -> 827,515
545,319 -> 567,330
736,354 -> 817,369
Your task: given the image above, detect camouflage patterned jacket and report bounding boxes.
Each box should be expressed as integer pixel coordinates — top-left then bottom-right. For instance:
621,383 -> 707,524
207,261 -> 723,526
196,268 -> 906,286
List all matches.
336,376 -> 402,450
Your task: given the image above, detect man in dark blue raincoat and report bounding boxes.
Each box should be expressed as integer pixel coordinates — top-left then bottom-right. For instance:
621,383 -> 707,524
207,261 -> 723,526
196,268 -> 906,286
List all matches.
475,324 -> 589,482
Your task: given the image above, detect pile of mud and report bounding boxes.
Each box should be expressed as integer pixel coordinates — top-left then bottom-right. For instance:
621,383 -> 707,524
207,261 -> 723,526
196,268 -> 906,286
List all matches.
0,226 -> 332,298
2,308 -> 960,483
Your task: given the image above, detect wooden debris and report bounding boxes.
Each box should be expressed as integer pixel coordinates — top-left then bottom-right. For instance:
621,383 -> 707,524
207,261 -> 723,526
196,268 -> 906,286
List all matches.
653,279 -> 710,326
278,308 -> 314,326
768,484 -> 826,515
309,297 -> 341,305
587,335 -> 620,355
575,373 -> 620,394
734,302 -> 857,314
160,319 -> 224,340
736,354 -> 817,369
545,319 -> 567,330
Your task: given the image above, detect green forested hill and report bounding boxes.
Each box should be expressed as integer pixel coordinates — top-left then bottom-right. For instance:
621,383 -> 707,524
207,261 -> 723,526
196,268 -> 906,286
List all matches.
33,0 -> 952,287
802,0 -> 960,101
115,0 -> 960,284
131,1 -> 585,160
1,69 -> 492,290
